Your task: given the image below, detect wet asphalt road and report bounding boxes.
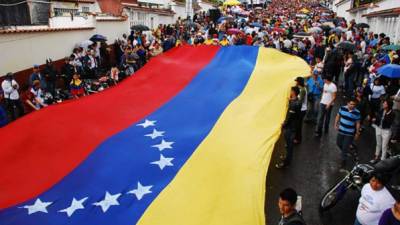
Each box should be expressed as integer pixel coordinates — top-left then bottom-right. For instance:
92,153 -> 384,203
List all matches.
265,96 -> 377,225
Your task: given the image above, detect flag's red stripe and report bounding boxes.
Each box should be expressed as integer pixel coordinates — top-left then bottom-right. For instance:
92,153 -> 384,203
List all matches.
0,45 -> 220,210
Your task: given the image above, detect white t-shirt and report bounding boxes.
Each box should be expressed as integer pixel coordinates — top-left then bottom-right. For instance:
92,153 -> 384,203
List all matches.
320,82 -> 337,105
356,184 -> 395,225
370,84 -> 386,99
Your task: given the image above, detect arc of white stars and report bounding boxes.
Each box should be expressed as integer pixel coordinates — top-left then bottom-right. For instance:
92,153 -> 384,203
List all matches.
59,197 -> 88,217
93,192 -> 121,213
152,139 -> 174,151
136,119 -> 156,128
127,182 -> 153,200
144,129 -> 165,139
21,198 -> 52,215
151,154 -> 174,170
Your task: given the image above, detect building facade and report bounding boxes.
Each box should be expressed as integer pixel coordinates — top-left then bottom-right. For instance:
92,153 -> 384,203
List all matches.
332,0 -> 400,44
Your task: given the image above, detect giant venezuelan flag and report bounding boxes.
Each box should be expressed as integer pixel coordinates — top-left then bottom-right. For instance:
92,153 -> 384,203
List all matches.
0,46 -> 309,225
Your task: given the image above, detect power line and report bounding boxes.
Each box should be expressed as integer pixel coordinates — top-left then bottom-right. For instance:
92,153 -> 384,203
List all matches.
0,0 -> 50,7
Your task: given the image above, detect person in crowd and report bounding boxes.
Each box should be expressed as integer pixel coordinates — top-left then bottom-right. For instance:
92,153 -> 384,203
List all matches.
1,72 -> 24,121
276,86 -> 301,169
370,100 -> 395,163
391,86 -> 400,143
21,87 -> 40,113
43,58 -> 58,96
0,92 -> 9,127
315,76 -> 337,137
29,64 -> 47,91
379,197 -> 400,225
305,70 -> 324,123
369,78 -> 386,120
294,77 -> 307,144
277,188 -> 306,225
355,87 -> 369,131
70,73 -> 85,99
335,98 -> 361,168
355,173 -> 395,225
149,42 -> 163,57
83,49 -> 98,79
30,80 -> 48,109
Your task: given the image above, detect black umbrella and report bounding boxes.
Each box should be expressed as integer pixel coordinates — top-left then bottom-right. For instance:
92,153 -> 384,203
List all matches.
337,41 -> 356,51
90,34 -> 107,42
319,25 -> 332,32
131,25 -> 150,31
355,23 -> 369,29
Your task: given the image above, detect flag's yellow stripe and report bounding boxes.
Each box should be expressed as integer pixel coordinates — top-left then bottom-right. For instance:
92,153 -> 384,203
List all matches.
137,48 -> 310,225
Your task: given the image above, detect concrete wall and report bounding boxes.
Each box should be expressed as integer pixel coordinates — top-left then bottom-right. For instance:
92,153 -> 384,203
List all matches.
334,0 -> 351,20
171,3 -> 187,21
198,1 -> 215,12
0,19 -> 130,76
49,15 -> 96,28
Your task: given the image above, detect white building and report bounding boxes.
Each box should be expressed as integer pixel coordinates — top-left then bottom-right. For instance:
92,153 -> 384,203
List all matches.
332,0 -> 400,44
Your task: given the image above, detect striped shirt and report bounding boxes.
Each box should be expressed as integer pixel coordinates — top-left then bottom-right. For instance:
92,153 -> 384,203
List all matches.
338,106 -> 361,136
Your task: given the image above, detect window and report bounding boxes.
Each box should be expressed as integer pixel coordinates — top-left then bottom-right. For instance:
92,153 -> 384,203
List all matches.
82,6 -> 90,13
53,8 -> 78,16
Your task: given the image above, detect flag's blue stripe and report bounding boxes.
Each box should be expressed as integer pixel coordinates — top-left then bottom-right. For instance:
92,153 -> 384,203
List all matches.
0,46 -> 259,225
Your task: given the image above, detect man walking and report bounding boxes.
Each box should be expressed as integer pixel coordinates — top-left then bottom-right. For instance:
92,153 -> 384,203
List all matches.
315,76 -> 337,137
276,87 -> 301,169
305,70 -> 324,123
335,98 -> 361,168
277,188 -> 306,225
1,72 -> 24,121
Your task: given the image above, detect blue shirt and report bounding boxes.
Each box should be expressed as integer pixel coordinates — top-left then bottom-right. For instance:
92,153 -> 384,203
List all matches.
306,76 -> 324,96
338,106 -> 361,136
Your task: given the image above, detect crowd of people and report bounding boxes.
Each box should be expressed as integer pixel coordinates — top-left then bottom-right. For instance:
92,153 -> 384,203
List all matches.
1,0 -> 400,224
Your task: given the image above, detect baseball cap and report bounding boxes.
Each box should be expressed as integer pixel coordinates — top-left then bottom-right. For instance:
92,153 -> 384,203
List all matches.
33,64 -> 39,69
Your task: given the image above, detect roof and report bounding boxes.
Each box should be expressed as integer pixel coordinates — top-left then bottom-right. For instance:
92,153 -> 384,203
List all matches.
0,26 -> 94,34
96,0 -> 123,16
362,7 -> 400,17
334,0 -> 350,7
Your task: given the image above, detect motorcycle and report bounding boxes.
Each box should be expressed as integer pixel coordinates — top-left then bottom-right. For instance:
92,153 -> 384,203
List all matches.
319,155 -> 400,212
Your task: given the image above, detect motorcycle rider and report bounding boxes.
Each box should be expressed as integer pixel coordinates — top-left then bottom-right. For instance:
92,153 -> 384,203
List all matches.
278,188 -> 306,225
355,173 -> 395,225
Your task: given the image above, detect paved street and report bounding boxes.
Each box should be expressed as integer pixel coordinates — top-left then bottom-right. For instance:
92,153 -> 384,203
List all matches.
265,96 -> 377,225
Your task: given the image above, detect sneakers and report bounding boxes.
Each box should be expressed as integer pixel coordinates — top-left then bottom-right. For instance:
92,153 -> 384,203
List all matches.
275,162 -> 288,169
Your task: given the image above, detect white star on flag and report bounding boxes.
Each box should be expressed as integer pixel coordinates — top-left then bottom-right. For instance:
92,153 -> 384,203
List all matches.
127,182 -> 153,200
152,139 -> 174,151
145,129 -> 165,139
59,197 -> 88,217
93,192 -> 121,213
136,119 -> 156,128
21,198 -> 52,215
151,154 -> 174,170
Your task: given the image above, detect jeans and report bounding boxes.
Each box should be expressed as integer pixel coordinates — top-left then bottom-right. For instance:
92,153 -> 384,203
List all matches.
316,103 -> 332,134
337,133 -> 354,161
374,126 -> 391,160
306,95 -> 320,122
283,128 -> 295,165
295,110 -> 306,142
344,73 -> 354,97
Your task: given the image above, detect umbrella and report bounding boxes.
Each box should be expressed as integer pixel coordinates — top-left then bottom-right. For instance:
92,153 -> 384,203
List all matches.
223,0 -> 241,6
377,64 -> 400,78
250,22 -> 263,28
90,34 -> 107,42
320,25 -> 332,32
227,28 -> 242,35
382,44 -> 400,51
322,22 -> 335,28
355,23 -> 369,29
332,27 -> 345,34
296,13 -> 308,18
79,40 -> 93,49
294,32 -> 311,37
337,41 -> 356,51
131,25 -> 150,31
309,27 -> 322,33
300,8 -> 310,14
